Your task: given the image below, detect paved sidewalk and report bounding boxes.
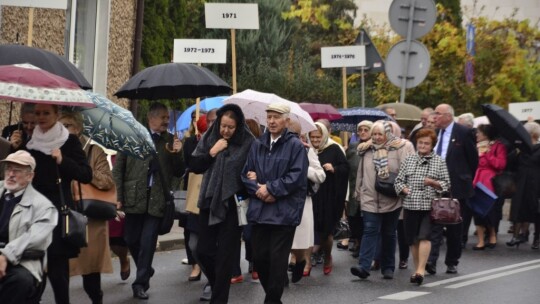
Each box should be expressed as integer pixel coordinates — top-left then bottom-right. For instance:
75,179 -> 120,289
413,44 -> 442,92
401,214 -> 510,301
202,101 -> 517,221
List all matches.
156,220 -> 185,252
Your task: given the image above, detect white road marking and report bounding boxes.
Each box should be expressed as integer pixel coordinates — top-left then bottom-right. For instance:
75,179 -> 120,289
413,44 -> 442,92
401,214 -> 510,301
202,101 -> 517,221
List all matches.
422,259 -> 540,287
445,264 -> 540,288
378,291 -> 431,300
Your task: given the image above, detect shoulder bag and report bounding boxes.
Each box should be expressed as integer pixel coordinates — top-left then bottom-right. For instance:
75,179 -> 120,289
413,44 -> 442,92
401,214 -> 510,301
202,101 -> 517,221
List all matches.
71,145 -> 117,220
491,171 -> 516,199
430,191 -> 462,225
375,171 -> 398,198
57,166 -> 88,248
154,155 -> 175,235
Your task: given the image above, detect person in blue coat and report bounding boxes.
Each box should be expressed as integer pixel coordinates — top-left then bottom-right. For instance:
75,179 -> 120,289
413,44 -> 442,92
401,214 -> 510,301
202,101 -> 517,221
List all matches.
242,102 -> 308,304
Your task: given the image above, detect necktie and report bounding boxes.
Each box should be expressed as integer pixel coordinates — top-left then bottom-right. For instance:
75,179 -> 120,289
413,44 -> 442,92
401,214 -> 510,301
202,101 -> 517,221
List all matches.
152,133 -> 160,142
436,129 -> 445,156
270,141 -> 275,151
3,192 -> 14,202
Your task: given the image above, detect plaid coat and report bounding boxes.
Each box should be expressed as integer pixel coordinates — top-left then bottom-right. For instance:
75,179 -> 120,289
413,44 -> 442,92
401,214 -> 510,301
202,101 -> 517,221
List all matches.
394,152 -> 450,211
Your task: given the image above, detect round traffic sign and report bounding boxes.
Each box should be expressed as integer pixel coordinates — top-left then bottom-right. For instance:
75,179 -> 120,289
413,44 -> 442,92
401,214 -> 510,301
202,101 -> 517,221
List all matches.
389,0 -> 437,39
385,40 -> 431,89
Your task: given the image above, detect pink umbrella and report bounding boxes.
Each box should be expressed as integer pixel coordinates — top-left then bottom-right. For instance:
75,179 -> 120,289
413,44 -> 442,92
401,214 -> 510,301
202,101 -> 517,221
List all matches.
0,63 -> 94,107
299,102 -> 342,121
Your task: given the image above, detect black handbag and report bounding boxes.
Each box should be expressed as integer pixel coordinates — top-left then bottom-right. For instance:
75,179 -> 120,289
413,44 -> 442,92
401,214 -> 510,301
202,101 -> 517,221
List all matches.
491,171 -> 516,199
333,219 -> 351,240
375,171 -> 398,198
60,206 -> 88,248
57,166 -> 88,248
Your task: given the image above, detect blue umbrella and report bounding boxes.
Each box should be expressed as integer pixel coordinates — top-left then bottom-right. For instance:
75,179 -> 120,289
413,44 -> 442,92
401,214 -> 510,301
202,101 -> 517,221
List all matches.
176,96 -> 226,132
331,107 -> 391,132
77,92 -> 155,159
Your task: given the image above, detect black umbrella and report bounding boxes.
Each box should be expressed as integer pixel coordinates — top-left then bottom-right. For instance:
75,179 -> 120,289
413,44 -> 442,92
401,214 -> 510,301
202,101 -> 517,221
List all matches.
482,104 -> 532,152
0,44 -> 92,89
114,63 -> 231,100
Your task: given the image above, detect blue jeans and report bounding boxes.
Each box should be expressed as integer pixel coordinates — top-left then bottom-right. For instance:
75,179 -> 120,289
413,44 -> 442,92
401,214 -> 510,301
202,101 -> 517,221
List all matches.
357,208 -> 401,273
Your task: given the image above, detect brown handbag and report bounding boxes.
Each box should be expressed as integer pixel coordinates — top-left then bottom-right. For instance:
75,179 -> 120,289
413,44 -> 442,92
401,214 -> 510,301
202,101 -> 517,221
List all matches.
72,181 -> 117,220
430,193 -> 462,225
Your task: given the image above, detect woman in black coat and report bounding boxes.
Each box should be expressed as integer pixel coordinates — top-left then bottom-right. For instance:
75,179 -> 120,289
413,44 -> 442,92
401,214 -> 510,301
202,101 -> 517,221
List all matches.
507,122 -> 540,249
25,104 -> 92,304
309,122 -> 349,275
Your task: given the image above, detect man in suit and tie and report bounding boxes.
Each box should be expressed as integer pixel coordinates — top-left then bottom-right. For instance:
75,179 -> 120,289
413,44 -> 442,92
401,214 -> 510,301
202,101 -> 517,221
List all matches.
426,103 -> 478,275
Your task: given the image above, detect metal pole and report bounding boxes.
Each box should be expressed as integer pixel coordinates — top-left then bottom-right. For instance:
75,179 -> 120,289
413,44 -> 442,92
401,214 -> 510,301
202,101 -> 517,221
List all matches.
399,0 -> 416,103
360,30 -> 365,108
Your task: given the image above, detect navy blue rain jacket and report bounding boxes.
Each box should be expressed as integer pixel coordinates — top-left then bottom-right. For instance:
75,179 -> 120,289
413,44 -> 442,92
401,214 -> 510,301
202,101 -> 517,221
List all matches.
242,129 -> 308,226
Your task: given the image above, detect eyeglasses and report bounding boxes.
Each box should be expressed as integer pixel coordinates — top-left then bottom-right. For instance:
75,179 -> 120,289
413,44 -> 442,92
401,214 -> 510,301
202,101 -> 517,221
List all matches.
4,165 -> 31,175
63,123 -> 74,128
358,128 -> 370,133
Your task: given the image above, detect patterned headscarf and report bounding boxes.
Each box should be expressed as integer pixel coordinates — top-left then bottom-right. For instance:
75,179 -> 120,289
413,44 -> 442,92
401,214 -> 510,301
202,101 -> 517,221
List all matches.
370,121 -> 405,178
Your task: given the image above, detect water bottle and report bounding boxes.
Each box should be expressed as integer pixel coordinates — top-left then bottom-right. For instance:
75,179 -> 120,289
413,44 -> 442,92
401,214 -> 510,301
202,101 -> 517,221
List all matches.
235,194 -> 248,226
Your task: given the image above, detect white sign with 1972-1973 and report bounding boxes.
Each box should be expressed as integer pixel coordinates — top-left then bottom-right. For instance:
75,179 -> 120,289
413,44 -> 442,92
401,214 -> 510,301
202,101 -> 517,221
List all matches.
173,39 -> 227,64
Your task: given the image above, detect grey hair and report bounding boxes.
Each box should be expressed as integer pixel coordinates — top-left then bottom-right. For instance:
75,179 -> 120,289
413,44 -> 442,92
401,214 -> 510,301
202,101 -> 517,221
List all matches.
457,113 -> 474,128
148,102 -> 168,117
524,121 -> 540,140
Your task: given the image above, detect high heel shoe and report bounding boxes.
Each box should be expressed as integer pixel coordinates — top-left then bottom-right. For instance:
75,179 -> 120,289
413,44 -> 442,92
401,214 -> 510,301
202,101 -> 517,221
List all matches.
303,267 -> 311,277
410,273 -> 424,285
506,236 -> 523,248
323,255 -> 333,275
486,242 -> 497,249
188,272 -> 201,281
472,245 -> 486,250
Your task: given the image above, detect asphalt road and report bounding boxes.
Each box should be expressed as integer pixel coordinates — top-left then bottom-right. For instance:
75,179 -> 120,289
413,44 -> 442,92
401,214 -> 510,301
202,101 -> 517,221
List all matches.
41,224 -> 540,304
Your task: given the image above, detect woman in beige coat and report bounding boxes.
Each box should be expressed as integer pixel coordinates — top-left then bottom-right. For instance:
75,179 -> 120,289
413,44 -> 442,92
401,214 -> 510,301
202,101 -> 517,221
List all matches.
60,112 -> 113,304
350,120 -> 414,280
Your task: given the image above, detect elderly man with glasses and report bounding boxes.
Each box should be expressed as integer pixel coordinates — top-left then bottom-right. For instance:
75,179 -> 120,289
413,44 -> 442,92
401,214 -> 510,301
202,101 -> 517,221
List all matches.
0,150 -> 57,304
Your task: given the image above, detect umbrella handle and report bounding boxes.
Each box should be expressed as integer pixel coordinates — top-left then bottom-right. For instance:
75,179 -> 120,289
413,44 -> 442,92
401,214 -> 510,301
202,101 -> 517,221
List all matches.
165,134 -> 183,154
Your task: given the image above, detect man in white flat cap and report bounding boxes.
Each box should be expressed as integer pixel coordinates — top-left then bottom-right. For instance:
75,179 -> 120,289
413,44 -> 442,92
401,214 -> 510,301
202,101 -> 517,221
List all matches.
0,150 -> 57,304
242,102 -> 308,304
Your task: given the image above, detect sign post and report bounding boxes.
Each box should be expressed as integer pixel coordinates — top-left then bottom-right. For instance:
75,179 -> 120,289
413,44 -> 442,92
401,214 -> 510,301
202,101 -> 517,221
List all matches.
173,38 -> 227,122
321,45 -> 366,109
205,3 -> 259,94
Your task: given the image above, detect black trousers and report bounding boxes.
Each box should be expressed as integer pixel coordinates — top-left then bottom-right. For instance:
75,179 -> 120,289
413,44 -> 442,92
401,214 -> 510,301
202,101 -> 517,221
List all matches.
460,199 -> 474,245
82,272 -> 102,304
251,224 -> 296,304
197,200 -> 241,304
397,219 -> 410,261
428,198 -> 466,267
47,254 -> 70,304
0,264 -> 36,304
124,213 -> 160,291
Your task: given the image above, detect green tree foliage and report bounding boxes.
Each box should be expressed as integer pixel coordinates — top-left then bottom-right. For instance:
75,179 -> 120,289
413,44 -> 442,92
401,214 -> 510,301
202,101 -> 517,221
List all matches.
436,0 -> 462,28
371,5 -> 540,115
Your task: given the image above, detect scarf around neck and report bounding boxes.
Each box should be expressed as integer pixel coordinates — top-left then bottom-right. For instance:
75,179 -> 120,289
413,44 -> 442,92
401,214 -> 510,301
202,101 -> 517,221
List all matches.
370,121 -> 405,178
192,105 -> 255,225
26,121 -> 69,155
311,122 -> 334,153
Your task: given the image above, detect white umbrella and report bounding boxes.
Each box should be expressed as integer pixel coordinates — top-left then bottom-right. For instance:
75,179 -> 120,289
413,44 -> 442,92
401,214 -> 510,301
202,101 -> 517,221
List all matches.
474,115 -> 490,128
223,89 -> 316,133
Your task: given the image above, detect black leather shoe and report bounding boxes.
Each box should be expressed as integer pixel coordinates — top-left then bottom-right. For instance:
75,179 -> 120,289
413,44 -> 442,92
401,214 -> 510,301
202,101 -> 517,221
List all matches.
426,262 -> 436,275
337,242 -> 348,250
133,287 -> 149,300
446,265 -> 458,274
350,266 -> 370,279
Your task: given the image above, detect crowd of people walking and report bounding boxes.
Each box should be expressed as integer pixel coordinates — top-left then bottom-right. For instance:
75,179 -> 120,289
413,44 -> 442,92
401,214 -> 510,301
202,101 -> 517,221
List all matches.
0,100 -> 539,304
